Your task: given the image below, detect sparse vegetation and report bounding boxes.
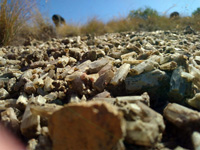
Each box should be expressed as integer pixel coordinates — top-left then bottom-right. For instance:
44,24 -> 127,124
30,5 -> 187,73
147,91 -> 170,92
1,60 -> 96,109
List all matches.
192,7 -> 200,16
0,0 -> 35,46
1,2 -> 200,46
128,7 -> 158,20
0,0 -> 56,46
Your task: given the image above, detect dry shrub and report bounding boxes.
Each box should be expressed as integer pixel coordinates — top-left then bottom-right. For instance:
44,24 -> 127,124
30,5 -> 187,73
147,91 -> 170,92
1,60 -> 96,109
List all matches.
0,0 -> 35,46
80,18 -> 106,35
56,24 -> 80,37
191,15 -> 200,30
106,18 -> 136,33
21,10 -> 56,42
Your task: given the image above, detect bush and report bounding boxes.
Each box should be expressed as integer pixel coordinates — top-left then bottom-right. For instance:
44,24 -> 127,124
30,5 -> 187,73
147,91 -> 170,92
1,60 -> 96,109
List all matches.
80,18 -> 106,35
192,7 -> 200,16
22,10 -> 56,41
0,0 -> 34,46
106,18 -> 137,33
128,7 -> 158,20
57,24 -> 80,37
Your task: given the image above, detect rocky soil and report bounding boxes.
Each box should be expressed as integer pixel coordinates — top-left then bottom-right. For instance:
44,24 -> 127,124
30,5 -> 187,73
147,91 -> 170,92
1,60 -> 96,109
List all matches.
1,29 -> 200,150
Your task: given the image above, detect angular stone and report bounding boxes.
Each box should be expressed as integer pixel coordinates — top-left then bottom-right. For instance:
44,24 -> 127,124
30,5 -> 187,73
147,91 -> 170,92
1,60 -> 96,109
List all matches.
126,120 -> 160,146
94,70 -> 114,92
44,77 -> 54,92
110,63 -> 130,85
116,92 -> 150,106
24,81 -> 36,95
88,58 -> 109,73
130,59 -> 158,76
49,101 -> 126,150
159,61 -> 177,71
116,101 -> 165,146
169,66 -> 194,103
0,88 -> 9,99
0,99 -> 17,111
192,131 -> 200,150
20,105 -> 41,138
187,93 -> 200,110
125,69 -> 169,94
30,104 -> 63,118
16,92 -> 28,110
125,69 -> 170,108
164,103 -> 200,128
1,108 -> 19,133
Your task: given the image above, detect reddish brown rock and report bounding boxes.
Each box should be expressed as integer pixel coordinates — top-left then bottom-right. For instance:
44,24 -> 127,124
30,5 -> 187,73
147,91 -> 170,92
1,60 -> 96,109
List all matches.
48,101 -> 126,150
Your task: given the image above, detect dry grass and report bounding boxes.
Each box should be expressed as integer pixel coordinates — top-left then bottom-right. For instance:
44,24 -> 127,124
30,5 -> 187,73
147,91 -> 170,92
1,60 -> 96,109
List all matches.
56,24 -> 80,37
1,1 -> 200,46
56,15 -> 200,38
0,0 -> 35,46
80,18 -> 106,36
106,18 -> 136,33
19,10 -> 56,42
0,0 -> 57,46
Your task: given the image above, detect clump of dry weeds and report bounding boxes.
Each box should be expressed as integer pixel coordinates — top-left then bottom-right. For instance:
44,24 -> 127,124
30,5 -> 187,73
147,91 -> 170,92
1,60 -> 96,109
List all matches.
0,0 -> 35,46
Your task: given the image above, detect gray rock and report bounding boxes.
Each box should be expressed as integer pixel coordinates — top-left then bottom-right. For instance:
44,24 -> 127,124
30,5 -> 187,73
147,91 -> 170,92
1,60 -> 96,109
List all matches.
169,66 -> 194,103
125,69 -> 170,108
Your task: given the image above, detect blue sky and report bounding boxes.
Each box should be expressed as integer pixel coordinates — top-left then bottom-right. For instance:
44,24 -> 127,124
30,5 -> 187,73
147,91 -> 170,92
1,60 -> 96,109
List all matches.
41,0 -> 200,24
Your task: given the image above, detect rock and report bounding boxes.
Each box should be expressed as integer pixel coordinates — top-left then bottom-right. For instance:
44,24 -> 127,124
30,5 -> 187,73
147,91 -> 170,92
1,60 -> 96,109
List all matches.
159,61 -> 177,71
69,48 -> 82,60
82,50 -> 97,61
44,92 -> 58,102
88,57 -> 110,73
48,101 -> 126,150
44,76 -> 54,92
184,25 -> 196,34
56,56 -> 69,68
30,104 -> 63,118
24,81 -> 36,94
194,56 -> 200,65
126,120 -> 160,146
130,59 -> 158,76
20,105 -> 41,138
125,69 -> 169,94
168,66 -> 194,103
94,70 -> 114,92
192,131 -> 200,150
116,101 -> 165,146
187,93 -> 200,110
189,64 -> 200,90
27,139 -> 38,150
0,99 -> 17,111
93,90 -> 111,98
116,92 -> 150,106
29,95 -> 46,105
16,92 -> 28,110
75,60 -> 91,72
7,77 -> 17,93
125,69 -> 170,108
164,103 -> 200,148
0,87 -> 9,99
68,93 -> 81,103
1,107 -> 20,133
164,103 -> 200,128
110,63 -> 130,85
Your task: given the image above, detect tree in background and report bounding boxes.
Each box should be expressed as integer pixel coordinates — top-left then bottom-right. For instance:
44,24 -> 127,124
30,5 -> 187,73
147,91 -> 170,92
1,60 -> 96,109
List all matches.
192,7 -> 200,16
128,7 -> 158,20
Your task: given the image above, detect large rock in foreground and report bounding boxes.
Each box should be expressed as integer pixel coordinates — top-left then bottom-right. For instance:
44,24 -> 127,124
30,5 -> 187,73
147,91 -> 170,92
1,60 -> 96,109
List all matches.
48,101 -> 126,150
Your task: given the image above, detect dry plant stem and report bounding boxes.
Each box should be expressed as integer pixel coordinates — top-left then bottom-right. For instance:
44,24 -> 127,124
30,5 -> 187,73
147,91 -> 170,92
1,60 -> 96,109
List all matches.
0,0 -> 35,46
